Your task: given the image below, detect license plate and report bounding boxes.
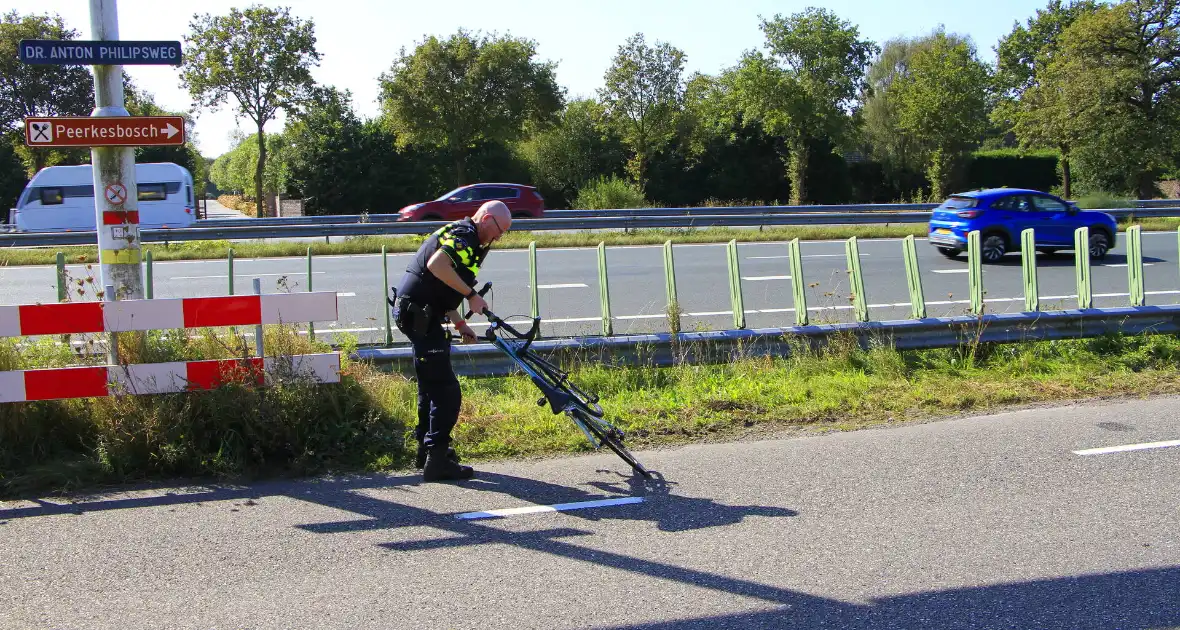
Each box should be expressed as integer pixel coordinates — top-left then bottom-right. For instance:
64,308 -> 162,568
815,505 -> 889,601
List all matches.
935,229 -> 952,235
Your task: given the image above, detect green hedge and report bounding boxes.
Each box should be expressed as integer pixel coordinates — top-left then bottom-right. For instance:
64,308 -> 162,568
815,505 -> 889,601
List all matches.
965,150 -> 1060,192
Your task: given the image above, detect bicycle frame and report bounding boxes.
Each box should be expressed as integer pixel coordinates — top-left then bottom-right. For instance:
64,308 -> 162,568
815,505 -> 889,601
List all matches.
463,284 -> 567,410
464,283 -> 651,477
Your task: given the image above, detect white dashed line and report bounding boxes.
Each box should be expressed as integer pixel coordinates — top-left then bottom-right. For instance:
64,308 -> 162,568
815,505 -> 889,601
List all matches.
1073,439 -> 1180,456
456,497 -> 644,520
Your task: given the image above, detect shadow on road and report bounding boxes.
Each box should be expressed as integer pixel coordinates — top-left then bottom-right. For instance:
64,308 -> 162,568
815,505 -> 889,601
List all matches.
593,565 -> 1180,629
2,470 -> 1175,629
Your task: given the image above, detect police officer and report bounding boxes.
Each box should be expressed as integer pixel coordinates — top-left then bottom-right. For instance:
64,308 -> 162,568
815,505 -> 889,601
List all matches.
392,200 -> 512,482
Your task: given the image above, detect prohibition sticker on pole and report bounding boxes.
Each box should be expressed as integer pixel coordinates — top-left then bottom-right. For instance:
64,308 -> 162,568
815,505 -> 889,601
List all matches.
105,183 -> 127,205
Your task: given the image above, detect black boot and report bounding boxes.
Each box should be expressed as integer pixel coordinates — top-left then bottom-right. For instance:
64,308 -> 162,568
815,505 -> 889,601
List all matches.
423,447 -> 474,482
416,444 -> 459,469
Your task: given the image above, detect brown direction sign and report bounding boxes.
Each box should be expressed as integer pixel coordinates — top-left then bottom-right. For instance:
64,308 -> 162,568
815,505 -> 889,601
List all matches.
24,116 -> 185,147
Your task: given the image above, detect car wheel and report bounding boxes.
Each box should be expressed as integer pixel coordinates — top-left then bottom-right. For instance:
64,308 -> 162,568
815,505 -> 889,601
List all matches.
421,214 -> 442,222
937,247 -> 962,259
1088,231 -> 1110,260
981,234 -> 1008,263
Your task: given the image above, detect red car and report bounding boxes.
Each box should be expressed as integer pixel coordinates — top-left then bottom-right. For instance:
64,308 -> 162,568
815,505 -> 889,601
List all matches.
396,183 -> 545,221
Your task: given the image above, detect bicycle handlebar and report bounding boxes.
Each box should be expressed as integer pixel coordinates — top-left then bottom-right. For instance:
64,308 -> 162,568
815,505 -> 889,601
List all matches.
462,281 -> 540,348
463,282 -> 495,320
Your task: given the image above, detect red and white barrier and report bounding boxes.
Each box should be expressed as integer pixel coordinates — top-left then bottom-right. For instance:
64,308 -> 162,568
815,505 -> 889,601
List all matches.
0,292 -> 338,337
0,354 -> 341,403
0,292 -> 342,403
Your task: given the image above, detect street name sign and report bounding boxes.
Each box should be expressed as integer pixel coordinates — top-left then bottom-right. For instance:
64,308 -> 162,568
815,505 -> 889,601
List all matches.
18,40 -> 182,65
24,116 -> 186,147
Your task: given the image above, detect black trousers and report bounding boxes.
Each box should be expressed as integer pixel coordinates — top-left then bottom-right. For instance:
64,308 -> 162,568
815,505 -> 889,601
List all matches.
393,299 -> 461,450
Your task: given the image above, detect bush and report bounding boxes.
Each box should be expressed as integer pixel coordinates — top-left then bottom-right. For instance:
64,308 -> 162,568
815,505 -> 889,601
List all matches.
217,194 -> 258,218
0,327 -> 410,496
965,150 -> 1059,193
1074,192 -> 1134,210
574,175 -> 649,210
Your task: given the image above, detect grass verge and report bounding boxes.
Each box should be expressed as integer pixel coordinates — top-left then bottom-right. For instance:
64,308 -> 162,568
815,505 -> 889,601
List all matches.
4,327 -> 1180,497
4,217 -> 1177,267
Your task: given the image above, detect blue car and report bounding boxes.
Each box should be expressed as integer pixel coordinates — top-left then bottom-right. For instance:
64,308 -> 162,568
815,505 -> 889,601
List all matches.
927,188 -> 1117,263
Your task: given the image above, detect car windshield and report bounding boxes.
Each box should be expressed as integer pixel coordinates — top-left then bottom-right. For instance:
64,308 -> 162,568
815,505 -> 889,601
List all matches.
435,186 -> 468,201
939,196 -> 977,209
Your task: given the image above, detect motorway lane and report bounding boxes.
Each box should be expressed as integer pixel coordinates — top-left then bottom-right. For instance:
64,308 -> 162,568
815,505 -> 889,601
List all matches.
1,396 -> 1177,629
1,233 -> 1178,344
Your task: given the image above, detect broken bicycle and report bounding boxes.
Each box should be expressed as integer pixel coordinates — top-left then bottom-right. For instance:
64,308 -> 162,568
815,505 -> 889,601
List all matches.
463,283 -> 653,479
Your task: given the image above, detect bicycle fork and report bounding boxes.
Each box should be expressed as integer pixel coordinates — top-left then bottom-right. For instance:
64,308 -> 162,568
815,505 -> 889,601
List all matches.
564,407 -> 600,448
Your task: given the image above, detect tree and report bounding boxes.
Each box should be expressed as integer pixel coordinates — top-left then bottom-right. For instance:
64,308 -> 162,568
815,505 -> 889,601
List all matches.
282,87 -> 368,214
599,33 -> 687,190
731,9 -> 877,204
518,99 -> 626,207
1017,0 -> 1180,198
0,135 -> 27,214
125,82 -> 205,185
995,0 -> 1102,101
994,0 -> 1100,196
863,33 -> 970,177
181,5 -> 321,217
1072,0 -> 1180,197
379,30 -> 563,187
893,32 -> 991,199
0,11 -> 94,173
210,133 -> 287,200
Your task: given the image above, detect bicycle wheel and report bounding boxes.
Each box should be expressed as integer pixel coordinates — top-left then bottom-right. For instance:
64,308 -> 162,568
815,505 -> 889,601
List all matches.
520,351 -> 604,416
570,409 -> 652,478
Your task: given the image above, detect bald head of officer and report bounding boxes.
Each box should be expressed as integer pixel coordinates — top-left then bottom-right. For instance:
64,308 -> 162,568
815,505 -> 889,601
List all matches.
472,200 -> 512,246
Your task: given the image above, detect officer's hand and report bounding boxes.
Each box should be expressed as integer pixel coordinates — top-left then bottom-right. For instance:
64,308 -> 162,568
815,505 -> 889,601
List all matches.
456,321 -> 478,344
467,293 -> 488,317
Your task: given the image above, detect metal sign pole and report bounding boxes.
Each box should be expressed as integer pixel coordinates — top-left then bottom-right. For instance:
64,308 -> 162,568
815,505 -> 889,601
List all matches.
89,0 -> 143,300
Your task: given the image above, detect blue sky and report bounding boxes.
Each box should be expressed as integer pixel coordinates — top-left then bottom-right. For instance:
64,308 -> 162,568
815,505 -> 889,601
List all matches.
8,0 -> 1051,157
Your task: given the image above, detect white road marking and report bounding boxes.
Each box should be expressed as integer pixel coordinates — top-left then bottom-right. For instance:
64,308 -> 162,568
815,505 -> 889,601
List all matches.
336,292 -> 356,298
455,497 -> 644,520
1073,439 -> 1180,456
746,254 -> 863,259
1103,263 -> 1155,268
932,269 -> 971,274
170,272 -> 327,280
741,275 -> 792,281
536,283 -> 588,289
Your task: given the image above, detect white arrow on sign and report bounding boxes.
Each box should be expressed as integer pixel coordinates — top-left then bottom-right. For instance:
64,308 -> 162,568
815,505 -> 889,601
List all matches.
162,123 -> 179,139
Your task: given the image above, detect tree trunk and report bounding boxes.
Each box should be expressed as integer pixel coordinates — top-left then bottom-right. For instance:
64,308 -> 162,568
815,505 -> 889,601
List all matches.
1060,152 -> 1072,200
1137,170 -> 1156,200
255,123 -> 267,218
787,139 -> 808,205
454,149 -> 467,188
927,148 -> 950,201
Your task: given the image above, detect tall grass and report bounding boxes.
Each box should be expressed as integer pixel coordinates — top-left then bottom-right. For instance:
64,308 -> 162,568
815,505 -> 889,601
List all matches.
574,175 -> 649,210
1074,192 -> 1135,209
0,327 -> 410,497
5,328 -> 1180,497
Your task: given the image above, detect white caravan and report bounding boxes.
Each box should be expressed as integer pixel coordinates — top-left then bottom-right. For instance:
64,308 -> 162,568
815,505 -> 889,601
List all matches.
12,162 -> 196,232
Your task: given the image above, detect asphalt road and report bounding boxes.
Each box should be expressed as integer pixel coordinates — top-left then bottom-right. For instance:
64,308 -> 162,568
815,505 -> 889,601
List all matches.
2,396 -> 1177,629
2,232 -> 1178,345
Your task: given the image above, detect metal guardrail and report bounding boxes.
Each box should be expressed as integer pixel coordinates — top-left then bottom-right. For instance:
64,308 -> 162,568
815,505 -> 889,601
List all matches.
353,305 -> 1180,377
192,203 -> 942,228
185,198 -> 1180,228
3,207 -> 1179,248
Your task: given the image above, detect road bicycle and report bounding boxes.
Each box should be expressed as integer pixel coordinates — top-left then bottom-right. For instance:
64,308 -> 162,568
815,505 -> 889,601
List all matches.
461,283 -> 653,478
